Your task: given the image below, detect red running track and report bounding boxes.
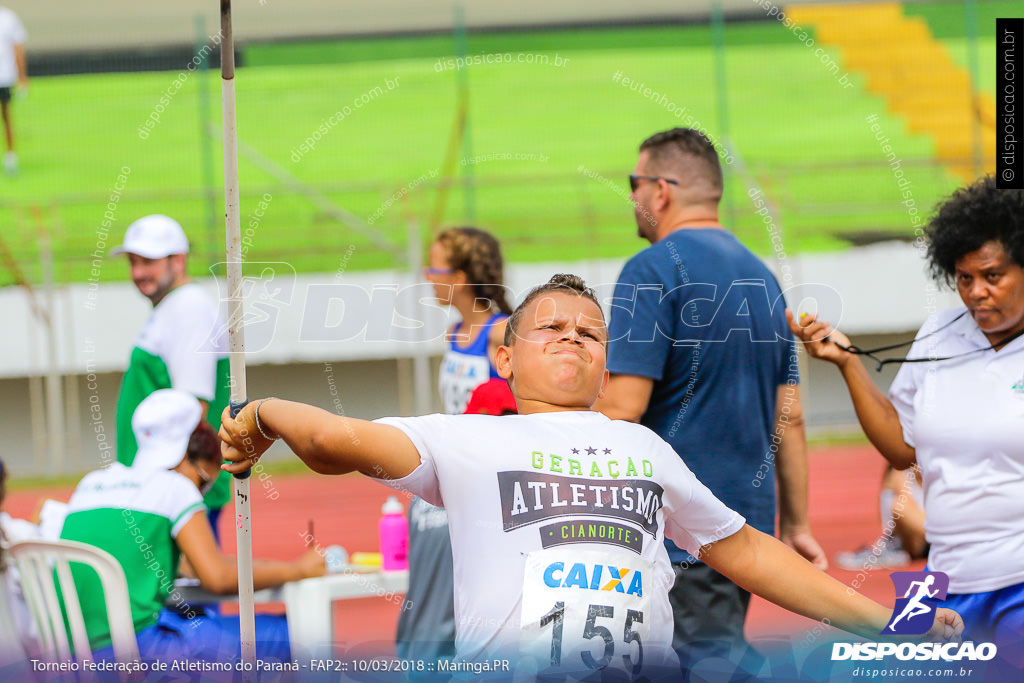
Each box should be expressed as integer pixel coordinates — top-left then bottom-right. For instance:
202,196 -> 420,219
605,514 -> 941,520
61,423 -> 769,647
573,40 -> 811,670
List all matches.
4,444 -> 917,655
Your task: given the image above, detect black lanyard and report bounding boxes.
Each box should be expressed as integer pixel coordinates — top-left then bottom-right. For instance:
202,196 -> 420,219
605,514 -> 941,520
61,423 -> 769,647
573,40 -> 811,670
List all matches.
830,312 -> 1024,371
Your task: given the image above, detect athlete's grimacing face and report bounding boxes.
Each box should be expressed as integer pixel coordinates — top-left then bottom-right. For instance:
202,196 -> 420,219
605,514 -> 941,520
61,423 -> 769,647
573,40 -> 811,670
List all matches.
496,292 -> 609,412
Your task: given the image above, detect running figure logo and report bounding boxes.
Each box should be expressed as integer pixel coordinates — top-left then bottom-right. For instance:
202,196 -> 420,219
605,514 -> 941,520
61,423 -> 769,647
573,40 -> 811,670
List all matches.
883,571 -> 950,635
208,262 -> 296,353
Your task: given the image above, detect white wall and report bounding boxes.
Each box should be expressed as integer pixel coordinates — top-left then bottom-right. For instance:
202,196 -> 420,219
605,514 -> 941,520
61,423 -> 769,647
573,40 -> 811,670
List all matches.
1,244 -> 960,378
23,1 -> 807,53
1,245 -> 963,477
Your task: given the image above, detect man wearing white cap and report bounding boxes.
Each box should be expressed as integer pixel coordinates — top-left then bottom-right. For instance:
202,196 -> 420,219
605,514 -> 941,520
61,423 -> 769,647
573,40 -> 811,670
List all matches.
112,215 -> 231,524
61,388 -> 323,662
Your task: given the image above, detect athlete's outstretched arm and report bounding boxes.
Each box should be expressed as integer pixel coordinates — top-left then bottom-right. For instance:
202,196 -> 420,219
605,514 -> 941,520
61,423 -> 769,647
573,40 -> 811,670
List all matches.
220,398 -> 420,480
700,525 -> 962,642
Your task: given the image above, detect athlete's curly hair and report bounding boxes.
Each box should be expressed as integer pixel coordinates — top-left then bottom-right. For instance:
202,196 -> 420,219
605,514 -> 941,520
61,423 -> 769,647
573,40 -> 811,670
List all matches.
435,227 -> 512,315
505,274 -> 604,346
926,176 -> 1024,285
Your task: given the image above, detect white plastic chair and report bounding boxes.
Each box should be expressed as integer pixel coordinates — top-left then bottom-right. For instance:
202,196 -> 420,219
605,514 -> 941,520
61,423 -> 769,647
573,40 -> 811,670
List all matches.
0,561 -> 34,679
7,539 -> 140,667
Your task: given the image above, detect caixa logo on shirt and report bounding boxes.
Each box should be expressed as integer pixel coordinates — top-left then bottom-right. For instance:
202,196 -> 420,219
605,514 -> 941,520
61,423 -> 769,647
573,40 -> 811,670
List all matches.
543,561 -> 643,597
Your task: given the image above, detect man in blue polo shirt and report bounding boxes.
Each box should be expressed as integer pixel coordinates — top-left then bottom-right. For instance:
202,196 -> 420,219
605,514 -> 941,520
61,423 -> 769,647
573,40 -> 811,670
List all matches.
595,128 -> 827,674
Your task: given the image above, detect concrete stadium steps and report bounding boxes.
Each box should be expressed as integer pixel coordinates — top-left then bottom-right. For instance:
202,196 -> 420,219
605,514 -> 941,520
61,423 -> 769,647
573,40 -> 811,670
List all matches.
785,1 -> 995,183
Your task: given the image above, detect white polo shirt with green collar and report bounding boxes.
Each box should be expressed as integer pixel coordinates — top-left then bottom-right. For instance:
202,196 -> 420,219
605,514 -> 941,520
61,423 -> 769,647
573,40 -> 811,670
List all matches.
115,283 -> 231,508
59,463 -> 205,650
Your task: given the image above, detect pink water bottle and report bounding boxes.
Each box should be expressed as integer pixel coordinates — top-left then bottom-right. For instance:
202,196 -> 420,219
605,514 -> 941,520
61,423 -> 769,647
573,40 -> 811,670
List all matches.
378,496 -> 408,571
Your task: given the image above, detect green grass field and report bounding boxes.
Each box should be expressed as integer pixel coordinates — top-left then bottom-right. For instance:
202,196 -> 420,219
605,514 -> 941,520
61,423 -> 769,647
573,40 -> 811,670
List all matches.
0,5 -> 1007,286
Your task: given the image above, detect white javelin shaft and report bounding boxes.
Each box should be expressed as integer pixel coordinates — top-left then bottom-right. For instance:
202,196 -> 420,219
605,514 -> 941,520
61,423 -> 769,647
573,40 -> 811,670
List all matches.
220,0 -> 257,668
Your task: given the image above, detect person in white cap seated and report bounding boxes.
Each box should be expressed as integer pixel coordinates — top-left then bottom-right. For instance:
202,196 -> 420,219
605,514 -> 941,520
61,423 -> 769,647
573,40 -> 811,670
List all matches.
59,388 -> 325,663
110,215 -> 233,539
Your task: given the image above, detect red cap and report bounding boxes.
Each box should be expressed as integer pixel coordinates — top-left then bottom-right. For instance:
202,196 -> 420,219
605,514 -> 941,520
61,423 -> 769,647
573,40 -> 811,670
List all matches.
465,379 -> 518,415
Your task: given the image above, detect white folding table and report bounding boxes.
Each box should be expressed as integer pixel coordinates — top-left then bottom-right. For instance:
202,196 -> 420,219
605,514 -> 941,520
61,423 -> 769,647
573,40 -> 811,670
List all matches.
174,569 -> 409,658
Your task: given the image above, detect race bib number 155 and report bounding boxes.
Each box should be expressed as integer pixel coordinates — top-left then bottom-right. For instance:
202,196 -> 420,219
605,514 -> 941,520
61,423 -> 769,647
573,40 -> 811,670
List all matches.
520,547 -> 653,678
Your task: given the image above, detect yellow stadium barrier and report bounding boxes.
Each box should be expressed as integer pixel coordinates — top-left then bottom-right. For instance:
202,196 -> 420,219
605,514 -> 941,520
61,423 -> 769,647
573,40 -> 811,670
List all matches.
785,1 -> 995,181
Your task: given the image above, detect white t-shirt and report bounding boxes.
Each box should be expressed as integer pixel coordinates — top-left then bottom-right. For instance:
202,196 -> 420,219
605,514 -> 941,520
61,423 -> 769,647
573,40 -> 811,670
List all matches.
374,411 -> 744,678
133,283 -> 227,401
0,7 -> 26,87
889,307 -> 1024,593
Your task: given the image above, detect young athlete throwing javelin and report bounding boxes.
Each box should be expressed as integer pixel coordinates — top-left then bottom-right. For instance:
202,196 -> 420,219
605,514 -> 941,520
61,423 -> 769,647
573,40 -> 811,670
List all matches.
221,274 -> 962,678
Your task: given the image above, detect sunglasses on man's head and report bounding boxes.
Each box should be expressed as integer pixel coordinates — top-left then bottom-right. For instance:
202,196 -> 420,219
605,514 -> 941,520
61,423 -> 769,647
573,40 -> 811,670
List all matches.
629,174 -> 679,193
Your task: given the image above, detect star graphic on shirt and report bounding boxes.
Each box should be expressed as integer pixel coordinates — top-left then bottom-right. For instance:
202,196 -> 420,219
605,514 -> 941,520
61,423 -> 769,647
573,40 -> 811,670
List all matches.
585,446 -> 597,455
603,448 -> 612,455
571,448 -> 579,454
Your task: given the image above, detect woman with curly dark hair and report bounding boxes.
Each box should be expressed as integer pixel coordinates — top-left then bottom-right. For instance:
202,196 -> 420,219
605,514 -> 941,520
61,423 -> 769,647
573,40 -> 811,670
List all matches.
790,176 -> 1024,673
427,226 -> 513,415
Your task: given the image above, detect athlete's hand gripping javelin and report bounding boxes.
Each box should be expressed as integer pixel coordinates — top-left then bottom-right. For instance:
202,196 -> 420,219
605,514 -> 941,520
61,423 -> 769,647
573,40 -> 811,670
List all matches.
219,400 -> 278,468
219,398 -> 421,480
